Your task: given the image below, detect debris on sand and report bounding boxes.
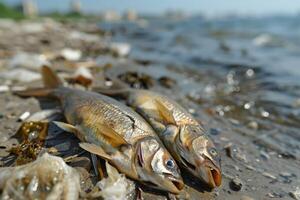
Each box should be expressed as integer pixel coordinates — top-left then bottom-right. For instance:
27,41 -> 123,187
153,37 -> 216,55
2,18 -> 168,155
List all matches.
9,121 -> 49,165
26,109 -> 61,122
0,153 -> 81,200
91,161 -> 135,200
60,48 -> 82,61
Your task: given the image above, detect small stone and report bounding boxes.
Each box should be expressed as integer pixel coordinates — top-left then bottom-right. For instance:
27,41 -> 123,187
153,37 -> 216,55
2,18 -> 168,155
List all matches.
0,85 -> 9,93
188,108 -> 195,114
267,192 -> 283,198
246,69 -> 255,78
260,150 -> 270,160
279,172 -> 293,178
261,110 -> 269,118
230,177 -> 243,191
262,172 -> 277,180
244,101 -> 254,110
224,143 -> 233,158
247,121 -> 258,130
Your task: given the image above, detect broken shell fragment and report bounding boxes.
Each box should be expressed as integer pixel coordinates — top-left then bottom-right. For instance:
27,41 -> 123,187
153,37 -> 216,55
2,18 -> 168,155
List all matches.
91,161 -> 135,200
60,48 -> 82,61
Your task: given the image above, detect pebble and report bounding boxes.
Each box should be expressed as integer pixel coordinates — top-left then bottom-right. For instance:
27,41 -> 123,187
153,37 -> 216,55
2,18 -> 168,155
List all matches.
246,69 -> 255,78
224,143 -> 233,158
0,85 -> 9,93
188,108 -> 195,114
229,177 -> 243,191
260,110 -> 270,118
267,192 -> 283,198
262,172 -> 277,180
260,150 -> 270,160
279,172 -> 293,178
60,48 -> 82,61
247,121 -> 258,130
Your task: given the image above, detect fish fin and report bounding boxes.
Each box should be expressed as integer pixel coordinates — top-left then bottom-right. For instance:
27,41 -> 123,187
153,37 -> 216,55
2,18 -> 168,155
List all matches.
41,65 -> 63,88
53,121 -> 78,134
90,153 -> 99,178
98,124 -> 129,148
53,121 -> 87,141
13,88 -> 54,98
13,66 -> 62,98
154,100 -> 177,125
79,142 -> 111,160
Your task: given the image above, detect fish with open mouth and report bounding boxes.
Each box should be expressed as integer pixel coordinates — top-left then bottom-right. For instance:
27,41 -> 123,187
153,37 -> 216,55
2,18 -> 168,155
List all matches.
15,66 -> 184,194
96,87 -> 222,188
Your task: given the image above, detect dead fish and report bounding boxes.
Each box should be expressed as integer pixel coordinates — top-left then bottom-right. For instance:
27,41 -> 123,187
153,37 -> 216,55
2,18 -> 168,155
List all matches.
96,87 -> 222,188
15,66 -> 184,194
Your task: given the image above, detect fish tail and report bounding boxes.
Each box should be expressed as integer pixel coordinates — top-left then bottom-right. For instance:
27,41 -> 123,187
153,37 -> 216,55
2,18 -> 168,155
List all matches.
14,66 -> 63,98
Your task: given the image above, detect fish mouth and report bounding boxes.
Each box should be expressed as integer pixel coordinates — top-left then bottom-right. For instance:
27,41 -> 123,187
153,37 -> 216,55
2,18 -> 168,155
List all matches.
180,156 -> 221,188
164,175 -> 184,194
198,164 -> 222,188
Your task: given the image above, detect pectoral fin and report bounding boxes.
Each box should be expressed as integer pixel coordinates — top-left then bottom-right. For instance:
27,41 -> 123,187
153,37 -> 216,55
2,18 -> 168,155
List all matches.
98,124 -> 129,148
155,100 -> 177,125
53,121 -> 77,133
79,142 -> 111,160
53,121 -> 85,141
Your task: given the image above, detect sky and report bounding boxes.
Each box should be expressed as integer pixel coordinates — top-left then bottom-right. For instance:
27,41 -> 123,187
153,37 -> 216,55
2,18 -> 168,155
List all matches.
3,0 -> 300,16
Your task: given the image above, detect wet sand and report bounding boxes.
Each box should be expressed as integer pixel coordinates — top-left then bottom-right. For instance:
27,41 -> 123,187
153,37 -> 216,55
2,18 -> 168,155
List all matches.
0,18 -> 299,200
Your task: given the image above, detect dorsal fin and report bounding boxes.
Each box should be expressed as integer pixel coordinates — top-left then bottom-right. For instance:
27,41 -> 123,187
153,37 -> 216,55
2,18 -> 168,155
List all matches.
41,65 -> 63,88
154,100 -> 177,125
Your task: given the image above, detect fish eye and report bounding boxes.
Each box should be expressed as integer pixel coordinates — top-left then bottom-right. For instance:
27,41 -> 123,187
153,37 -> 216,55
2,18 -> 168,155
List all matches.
209,148 -> 218,157
166,159 -> 175,169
